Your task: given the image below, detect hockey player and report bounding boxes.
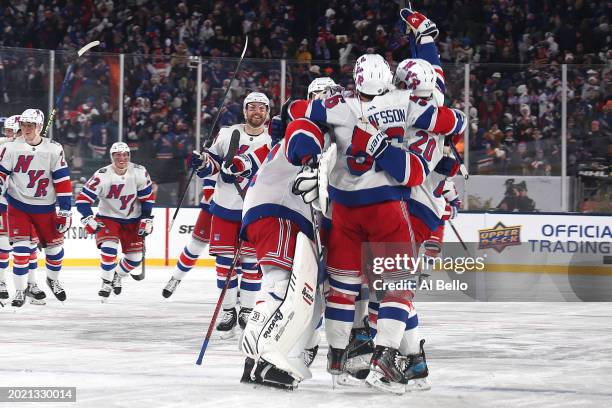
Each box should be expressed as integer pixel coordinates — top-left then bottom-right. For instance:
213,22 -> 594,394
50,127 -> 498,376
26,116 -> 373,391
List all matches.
0,109 -> 73,307
75,142 -> 155,300
0,115 -> 47,304
191,91 -> 271,335
220,77 -> 336,389
162,175 -> 215,298
288,51 -> 466,392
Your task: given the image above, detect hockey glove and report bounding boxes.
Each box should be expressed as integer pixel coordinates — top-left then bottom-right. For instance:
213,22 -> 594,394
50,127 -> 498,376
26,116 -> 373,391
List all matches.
222,154 -> 252,178
56,210 -> 72,233
268,115 -> 283,146
292,166 -> 319,204
190,151 -> 213,178
138,216 -> 154,237
434,156 -> 460,177
81,215 -> 102,234
350,121 -> 389,160
399,8 -> 439,42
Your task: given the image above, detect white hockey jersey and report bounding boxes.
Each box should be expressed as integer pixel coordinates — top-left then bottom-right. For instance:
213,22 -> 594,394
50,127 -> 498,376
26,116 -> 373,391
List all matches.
0,137 -> 72,213
0,137 -> 12,208
286,90 -> 465,207
76,162 -> 154,223
241,139 -> 316,241
206,124 -> 271,221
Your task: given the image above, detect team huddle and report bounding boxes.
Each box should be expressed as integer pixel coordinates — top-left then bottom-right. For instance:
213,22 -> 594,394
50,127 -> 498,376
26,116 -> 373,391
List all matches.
0,10 -> 464,395
161,10 -> 464,394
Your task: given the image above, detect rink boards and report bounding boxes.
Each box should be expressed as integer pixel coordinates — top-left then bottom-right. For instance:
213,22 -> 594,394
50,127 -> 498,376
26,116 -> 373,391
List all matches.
57,208 -> 612,275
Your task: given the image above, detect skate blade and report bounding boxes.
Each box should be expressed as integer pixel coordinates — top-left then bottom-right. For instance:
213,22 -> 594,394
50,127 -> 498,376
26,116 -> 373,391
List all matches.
365,371 -> 406,395
405,378 -> 430,392
100,297 -> 110,304
29,298 -> 46,305
336,372 -> 364,386
331,374 -> 338,390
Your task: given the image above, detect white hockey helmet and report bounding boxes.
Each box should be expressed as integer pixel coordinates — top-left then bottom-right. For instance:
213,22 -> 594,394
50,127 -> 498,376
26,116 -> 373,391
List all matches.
110,141 -> 130,158
3,115 -> 20,132
308,77 -> 337,98
243,92 -> 270,111
394,58 -> 436,99
19,109 -> 44,125
353,54 -> 392,96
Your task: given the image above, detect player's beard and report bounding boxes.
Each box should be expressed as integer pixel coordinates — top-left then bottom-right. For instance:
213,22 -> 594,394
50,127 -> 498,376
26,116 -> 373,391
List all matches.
246,113 -> 266,129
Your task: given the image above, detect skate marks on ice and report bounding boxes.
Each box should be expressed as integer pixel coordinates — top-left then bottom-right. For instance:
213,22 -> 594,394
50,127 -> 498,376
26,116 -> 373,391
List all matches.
1,268 -> 612,408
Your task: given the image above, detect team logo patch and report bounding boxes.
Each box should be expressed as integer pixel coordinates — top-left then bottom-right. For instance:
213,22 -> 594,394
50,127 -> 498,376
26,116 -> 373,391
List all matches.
478,222 -> 521,253
214,233 -> 220,241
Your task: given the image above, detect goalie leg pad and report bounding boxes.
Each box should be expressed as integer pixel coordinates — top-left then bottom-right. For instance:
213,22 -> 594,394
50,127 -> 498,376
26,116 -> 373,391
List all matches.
241,232 -> 318,380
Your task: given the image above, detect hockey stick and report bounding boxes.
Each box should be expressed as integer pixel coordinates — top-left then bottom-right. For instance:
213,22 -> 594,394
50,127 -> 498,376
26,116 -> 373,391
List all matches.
222,129 -> 247,199
169,37 -> 249,233
141,238 -> 146,279
196,240 -> 244,365
42,41 -> 100,138
417,185 -> 470,254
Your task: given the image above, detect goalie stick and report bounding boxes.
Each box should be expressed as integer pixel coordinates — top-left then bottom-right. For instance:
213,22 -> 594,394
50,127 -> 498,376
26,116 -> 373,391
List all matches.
170,37 -> 249,233
42,41 -> 100,138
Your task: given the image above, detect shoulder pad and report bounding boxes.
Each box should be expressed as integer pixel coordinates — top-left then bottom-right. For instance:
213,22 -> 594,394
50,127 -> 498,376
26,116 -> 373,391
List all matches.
49,139 -> 62,147
98,168 -> 107,173
132,163 -> 144,170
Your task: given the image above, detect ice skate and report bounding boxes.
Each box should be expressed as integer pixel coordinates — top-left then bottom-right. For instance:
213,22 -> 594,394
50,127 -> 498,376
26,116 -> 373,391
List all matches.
238,307 -> 252,329
0,281 -> 9,299
365,346 -> 406,395
162,277 -> 180,298
98,279 -> 112,302
302,345 -> 318,368
11,289 -> 26,308
216,308 -> 237,338
26,283 -> 47,305
240,357 -> 298,391
400,339 -> 430,392
112,272 -> 122,295
327,346 -> 347,388
130,268 -> 144,281
46,277 -> 66,302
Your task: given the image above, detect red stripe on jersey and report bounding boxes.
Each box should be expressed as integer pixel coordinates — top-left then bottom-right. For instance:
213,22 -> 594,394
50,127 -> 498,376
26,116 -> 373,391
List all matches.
202,188 -> 214,202
328,288 -> 357,304
76,193 -> 95,204
53,179 -> 72,194
288,100 -> 309,120
405,154 -> 426,187
383,296 -> 414,309
431,106 -> 456,135
252,144 -> 271,165
434,67 -> 445,82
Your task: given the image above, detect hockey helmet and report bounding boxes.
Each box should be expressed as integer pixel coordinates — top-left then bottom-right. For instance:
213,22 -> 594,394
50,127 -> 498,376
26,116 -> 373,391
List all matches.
308,77 -> 337,99
19,109 -> 44,125
110,142 -> 130,159
353,54 -> 392,96
243,92 -> 270,111
394,58 -> 436,99
3,115 -> 20,133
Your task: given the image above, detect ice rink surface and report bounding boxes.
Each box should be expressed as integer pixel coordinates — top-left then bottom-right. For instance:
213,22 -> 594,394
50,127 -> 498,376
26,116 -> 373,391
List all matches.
1,267 -> 612,408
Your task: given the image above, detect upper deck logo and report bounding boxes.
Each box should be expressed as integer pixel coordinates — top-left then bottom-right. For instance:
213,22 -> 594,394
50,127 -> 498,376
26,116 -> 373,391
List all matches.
478,222 -> 521,253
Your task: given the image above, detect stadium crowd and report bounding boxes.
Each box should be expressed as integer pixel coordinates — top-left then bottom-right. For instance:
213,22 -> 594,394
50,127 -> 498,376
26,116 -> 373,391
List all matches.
0,0 -> 609,206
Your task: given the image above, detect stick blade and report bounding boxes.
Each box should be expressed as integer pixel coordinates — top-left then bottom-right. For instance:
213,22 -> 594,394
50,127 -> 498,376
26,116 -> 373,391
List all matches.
77,41 -> 100,57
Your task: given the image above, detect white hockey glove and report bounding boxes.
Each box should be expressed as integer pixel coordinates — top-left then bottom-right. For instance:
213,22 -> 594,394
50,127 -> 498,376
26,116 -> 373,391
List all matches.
138,216 -> 154,237
292,166 -> 319,205
56,210 -> 72,233
81,215 -> 102,234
